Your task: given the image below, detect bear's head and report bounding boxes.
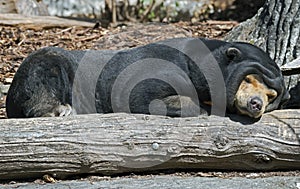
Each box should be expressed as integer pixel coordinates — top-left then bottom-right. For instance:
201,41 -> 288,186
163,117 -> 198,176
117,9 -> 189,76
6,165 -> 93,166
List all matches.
223,43 -> 290,118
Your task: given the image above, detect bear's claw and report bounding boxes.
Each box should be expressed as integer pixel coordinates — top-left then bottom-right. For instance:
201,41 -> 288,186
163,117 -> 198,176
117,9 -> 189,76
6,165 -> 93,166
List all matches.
42,104 -> 75,117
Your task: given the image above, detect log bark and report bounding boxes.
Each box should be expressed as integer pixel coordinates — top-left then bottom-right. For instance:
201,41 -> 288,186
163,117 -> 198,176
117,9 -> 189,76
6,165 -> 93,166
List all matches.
0,110 -> 299,180
0,14 -> 94,29
225,0 -> 300,89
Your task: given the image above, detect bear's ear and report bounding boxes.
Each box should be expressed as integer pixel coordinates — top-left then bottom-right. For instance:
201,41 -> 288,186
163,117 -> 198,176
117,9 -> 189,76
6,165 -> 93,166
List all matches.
226,47 -> 241,61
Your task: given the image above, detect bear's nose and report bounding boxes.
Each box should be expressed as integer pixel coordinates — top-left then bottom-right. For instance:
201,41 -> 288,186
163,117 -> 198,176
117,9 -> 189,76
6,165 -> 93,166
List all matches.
248,97 -> 263,112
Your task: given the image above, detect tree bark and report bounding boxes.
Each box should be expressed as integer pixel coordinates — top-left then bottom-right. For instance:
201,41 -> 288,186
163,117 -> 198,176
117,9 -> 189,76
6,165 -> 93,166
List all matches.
0,111 -> 299,180
225,0 -> 300,89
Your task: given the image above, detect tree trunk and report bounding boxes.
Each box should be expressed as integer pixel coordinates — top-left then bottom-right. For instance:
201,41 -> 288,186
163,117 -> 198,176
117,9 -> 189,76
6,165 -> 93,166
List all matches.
0,111 -> 299,180
225,0 -> 300,89
104,0 -> 115,23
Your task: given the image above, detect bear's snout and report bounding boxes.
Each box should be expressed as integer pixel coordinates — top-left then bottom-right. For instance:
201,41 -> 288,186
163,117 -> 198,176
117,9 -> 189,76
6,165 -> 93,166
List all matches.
247,96 -> 263,112
234,74 -> 275,118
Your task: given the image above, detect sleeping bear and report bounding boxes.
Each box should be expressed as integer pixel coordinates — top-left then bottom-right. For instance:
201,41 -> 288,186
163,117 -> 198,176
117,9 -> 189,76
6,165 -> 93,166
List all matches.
6,38 -> 290,118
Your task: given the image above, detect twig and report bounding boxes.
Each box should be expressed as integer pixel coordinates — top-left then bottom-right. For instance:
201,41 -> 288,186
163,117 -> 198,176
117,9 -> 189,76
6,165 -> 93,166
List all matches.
17,33 -> 26,46
79,35 -> 99,42
112,0 -> 117,24
56,26 -> 74,34
124,0 -> 137,22
140,0 -> 156,22
126,35 -> 144,45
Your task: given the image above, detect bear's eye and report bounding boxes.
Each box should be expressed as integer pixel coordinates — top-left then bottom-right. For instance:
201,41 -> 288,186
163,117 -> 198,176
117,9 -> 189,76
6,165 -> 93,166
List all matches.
244,77 -> 251,83
267,90 -> 277,102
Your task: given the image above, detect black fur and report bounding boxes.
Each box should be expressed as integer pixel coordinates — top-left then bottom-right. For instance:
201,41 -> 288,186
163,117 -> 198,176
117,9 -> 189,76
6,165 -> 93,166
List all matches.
6,38 -> 289,118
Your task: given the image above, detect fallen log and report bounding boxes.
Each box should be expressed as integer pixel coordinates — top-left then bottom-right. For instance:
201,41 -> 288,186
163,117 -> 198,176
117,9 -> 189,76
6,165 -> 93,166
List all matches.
0,13 -> 94,29
0,110 -> 299,180
281,57 -> 300,76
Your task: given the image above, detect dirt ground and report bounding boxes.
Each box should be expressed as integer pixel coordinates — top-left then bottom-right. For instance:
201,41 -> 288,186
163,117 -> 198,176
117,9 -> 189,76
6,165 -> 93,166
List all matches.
1,171 -> 300,185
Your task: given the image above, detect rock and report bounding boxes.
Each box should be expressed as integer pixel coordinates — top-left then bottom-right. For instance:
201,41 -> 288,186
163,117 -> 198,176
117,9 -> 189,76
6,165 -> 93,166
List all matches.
0,0 -> 16,14
0,83 -> 10,95
15,0 -> 49,16
4,78 -> 13,84
0,0 -> 49,16
43,0 -> 212,21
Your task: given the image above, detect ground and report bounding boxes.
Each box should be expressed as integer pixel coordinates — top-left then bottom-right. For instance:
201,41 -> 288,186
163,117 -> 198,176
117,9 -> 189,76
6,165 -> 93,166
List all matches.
1,171 -> 300,186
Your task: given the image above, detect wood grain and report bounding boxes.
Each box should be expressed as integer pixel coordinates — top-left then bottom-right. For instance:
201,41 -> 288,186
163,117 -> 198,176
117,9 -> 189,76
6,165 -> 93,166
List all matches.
0,110 -> 299,180
0,13 -> 94,29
